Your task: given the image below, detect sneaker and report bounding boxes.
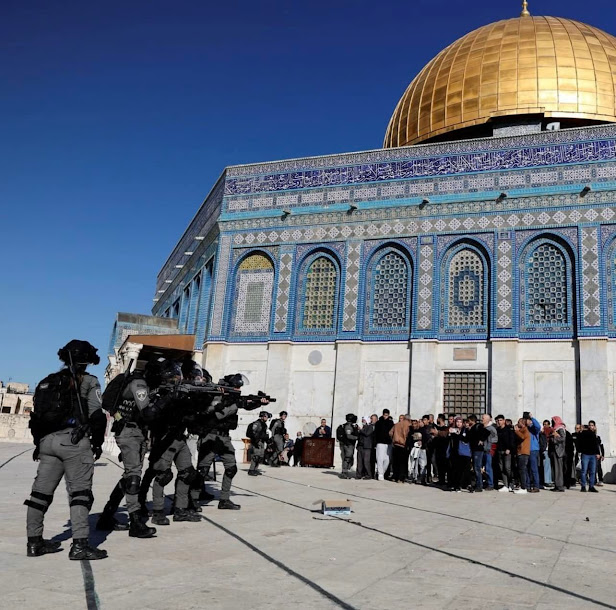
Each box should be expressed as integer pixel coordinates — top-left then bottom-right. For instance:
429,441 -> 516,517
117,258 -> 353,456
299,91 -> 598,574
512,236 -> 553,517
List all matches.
485,487 -> 495,491
529,488 -> 540,493
513,488 -> 528,494
498,486 -> 510,493
595,482 -> 603,487
589,487 -> 599,493
247,471 -> 259,476
580,486 -> 587,492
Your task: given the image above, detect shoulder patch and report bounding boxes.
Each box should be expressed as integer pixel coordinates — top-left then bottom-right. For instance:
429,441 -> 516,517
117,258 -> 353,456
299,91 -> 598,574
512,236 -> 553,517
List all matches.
135,389 -> 148,402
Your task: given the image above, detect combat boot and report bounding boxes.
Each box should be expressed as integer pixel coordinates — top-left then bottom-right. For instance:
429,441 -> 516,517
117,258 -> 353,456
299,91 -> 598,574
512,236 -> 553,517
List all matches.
248,470 -> 259,476
27,537 -> 62,557
173,508 -> 201,522
129,514 -> 157,538
200,488 -> 215,502
151,510 -> 170,526
96,511 -> 129,531
68,539 -> 108,560
218,499 -> 241,510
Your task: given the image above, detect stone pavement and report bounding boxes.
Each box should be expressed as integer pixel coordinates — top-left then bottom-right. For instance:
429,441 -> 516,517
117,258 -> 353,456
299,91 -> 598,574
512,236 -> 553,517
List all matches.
1,442 -> 615,610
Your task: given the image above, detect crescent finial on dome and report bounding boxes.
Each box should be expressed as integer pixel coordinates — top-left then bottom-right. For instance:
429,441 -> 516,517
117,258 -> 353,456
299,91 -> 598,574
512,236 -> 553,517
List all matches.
520,0 -> 530,16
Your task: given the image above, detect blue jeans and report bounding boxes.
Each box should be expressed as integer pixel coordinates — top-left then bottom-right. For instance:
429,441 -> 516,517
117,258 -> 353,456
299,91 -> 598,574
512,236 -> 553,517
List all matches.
542,450 -> 553,485
529,450 -> 541,489
518,454 -> 530,490
580,454 -> 597,488
483,452 -> 494,488
472,451 -> 484,490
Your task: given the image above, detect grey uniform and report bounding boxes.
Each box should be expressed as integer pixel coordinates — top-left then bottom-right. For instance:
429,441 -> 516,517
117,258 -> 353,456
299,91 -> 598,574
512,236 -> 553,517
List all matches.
269,418 -> 285,466
26,373 -> 103,540
356,423 -> 375,479
192,400 -> 239,502
248,419 -> 268,473
340,422 -> 359,474
150,436 -> 194,511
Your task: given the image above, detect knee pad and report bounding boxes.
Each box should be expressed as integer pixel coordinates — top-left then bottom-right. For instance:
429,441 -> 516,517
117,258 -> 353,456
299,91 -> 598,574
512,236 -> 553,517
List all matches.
225,465 -> 238,480
154,469 -> 173,487
177,466 -> 197,484
123,474 -> 141,495
70,489 -> 94,510
24,491 -> 54,513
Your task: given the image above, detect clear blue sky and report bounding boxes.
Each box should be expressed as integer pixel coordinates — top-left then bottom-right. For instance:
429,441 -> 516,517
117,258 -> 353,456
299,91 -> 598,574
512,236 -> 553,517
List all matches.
1,0 -> 613,388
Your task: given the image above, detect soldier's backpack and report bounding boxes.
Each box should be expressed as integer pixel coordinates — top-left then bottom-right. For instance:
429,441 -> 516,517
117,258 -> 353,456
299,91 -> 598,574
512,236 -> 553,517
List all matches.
101,373 -> 128,415
30,370 -> 77,439
336,424 -> 346,443
246,420 -> 258,441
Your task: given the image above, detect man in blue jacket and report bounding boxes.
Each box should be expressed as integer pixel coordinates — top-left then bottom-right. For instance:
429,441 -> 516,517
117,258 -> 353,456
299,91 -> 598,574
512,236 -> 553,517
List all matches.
525,411 -> 542,492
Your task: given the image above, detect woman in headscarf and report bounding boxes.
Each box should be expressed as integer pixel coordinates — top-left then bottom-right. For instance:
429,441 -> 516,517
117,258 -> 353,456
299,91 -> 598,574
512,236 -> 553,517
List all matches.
551,416 -> 567,492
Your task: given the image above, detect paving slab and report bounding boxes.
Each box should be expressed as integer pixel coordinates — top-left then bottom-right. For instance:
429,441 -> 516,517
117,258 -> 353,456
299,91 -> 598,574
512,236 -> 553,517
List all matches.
1,442 -> 614,610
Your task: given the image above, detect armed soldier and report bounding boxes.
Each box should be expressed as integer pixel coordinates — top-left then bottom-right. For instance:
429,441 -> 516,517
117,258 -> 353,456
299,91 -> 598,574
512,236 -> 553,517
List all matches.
337,414 -> 359,479
247,411 -> 271,476
269,411 -> 288,467
143,361 -> 200,525
96,359 -> 177,538
25,340 -> 107,560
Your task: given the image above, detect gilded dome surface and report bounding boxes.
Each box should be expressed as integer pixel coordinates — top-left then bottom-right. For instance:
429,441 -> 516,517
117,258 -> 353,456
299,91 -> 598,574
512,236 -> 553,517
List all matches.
384,15 -> 616,147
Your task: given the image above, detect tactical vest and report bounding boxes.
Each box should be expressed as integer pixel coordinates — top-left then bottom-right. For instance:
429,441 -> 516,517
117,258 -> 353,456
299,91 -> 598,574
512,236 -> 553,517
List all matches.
117,390 -> 139,422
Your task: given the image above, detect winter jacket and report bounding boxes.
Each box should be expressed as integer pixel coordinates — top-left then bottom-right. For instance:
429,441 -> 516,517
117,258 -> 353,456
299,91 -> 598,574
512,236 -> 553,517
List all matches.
374,416 -> 394,445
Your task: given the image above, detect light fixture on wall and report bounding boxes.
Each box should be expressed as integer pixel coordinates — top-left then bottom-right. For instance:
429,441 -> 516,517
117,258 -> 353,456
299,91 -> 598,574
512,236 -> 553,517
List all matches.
580,185 -> 591,197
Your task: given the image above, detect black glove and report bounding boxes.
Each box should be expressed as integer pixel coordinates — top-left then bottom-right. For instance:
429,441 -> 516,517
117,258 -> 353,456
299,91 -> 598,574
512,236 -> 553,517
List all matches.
93,446 -> 102,461
33,446 -> 40,461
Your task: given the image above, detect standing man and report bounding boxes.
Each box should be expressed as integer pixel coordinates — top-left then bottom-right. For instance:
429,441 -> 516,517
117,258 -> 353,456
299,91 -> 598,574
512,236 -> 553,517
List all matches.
269,411 -> 288,467
481,414 -> 497,491
374,409 -> 394,481
550,416 -> 566,492
467,414 -> 488,492
514,418 -> 531,494
313,419 -> 332,438
356,414 -> 377,479
337,414 -> 359,479
578,422 -> 602,493
390,415 -> 412,483
26,340 -> 107,560
495,414 -> 515,492
525,411 -> 542,492
247,411 -> 270,476
96,359 -> 178,538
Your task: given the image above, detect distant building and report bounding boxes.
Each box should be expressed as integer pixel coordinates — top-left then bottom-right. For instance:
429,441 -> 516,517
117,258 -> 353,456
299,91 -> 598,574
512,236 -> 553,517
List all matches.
0,381 -> 33,443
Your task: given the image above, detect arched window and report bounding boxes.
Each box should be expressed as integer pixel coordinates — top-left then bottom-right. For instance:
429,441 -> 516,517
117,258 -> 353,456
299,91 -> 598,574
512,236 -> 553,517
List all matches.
368,249 -> 409,332
232,253 -> 274,335
301,256 -> 338,330
447,248 -> 485,328
526,243 -> 568,326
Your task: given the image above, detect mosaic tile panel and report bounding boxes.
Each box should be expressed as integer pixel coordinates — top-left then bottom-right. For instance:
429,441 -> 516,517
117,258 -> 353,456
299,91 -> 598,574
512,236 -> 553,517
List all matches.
417,240 -> 434,331
274,247 -> 294,333
448,250 -> 484,328
224,140 -> 616,196
301,257 -> 337,330
343,241 -> 361,331
581,227 -> 601,327
525,243 -> 569,327
370,251 -> 408,329
496,235 -> 514,328
233,267 -> 274,335
210,235 -> 232,336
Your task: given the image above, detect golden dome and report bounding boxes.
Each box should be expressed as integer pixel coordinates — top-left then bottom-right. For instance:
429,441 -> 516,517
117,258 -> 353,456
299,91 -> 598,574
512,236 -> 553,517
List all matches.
384,14 -> 616,147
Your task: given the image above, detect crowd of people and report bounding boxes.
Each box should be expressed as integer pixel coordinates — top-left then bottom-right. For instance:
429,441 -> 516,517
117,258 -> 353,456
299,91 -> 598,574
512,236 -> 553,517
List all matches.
333,409 -> 606,494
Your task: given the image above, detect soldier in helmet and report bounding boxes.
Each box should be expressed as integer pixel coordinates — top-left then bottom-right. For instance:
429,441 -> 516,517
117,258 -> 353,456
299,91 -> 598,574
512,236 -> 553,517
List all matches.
337,414 -> 359,479
96,358 -> 178,538
25,340 -> 108,560
247,411 -> 271,476
269,411 -> 288,467
140,360 -> 201,526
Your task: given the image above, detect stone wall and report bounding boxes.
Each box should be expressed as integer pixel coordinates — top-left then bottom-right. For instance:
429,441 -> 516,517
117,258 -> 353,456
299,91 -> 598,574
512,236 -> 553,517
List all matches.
0,414 -> 32,443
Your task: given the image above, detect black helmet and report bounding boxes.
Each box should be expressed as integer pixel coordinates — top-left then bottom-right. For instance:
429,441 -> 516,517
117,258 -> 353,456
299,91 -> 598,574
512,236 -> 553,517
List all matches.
182,359 -> 204,382
279,411 -> 288,417
145,359 -> 182,388
58,340 -> 100,368
346,413 -> 358,423
221,373 -> 243,389
259,411 -> 269,418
